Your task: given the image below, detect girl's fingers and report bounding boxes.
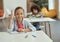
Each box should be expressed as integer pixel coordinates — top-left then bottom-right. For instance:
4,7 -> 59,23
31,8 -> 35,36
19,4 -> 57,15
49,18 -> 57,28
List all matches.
10,13 -> 14,20
17,28 -> 24,32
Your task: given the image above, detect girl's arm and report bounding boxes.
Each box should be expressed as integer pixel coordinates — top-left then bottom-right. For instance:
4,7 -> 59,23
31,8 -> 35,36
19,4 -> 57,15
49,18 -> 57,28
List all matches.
24,20 -> 36,32
28,22 -> 36,32
8,18 -> 13,29
8,12 -> 14,32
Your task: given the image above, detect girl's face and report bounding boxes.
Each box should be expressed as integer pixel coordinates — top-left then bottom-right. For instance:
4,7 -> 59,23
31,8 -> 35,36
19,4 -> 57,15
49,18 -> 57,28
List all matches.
33,9 -> 38,14
15,9 -> 24,21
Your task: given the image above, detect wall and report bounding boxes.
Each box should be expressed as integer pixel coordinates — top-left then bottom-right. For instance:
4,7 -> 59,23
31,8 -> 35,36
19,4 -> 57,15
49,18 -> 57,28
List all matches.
3,0 -> 27,18
48,0 -> 54,10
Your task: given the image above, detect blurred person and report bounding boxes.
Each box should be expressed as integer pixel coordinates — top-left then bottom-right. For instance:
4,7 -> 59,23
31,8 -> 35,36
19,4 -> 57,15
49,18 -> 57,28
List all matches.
8,7 -> 36,33
28,5 -> 41,30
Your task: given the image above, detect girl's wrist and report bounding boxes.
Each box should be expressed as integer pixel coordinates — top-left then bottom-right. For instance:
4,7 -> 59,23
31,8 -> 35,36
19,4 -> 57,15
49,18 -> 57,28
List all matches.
9,20 -> 13,23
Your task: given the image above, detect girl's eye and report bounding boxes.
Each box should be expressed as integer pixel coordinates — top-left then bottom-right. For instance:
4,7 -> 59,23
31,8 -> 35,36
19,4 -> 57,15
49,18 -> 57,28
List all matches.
16,13 -> 19,15
21,13 -> 22,15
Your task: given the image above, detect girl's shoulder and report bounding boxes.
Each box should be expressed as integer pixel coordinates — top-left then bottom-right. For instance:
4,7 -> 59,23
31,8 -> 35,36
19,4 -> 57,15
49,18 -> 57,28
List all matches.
23,19 -> 30,25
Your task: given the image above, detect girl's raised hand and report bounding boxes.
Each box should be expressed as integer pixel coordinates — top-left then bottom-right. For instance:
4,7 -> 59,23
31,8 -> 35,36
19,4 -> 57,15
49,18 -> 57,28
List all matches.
10,10 -> 14,21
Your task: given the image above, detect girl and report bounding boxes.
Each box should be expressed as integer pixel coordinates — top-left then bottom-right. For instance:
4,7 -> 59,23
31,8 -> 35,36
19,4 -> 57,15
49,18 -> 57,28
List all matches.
8,7 -> 36,32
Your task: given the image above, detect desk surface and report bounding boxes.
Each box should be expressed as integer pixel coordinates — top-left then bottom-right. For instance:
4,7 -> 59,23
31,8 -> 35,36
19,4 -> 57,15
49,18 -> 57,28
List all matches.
24,18 -> 56,22
0,31 -> 53,42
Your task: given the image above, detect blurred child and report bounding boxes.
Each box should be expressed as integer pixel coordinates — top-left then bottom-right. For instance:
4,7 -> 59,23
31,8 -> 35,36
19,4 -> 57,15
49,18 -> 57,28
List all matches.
29,5 -> 41,30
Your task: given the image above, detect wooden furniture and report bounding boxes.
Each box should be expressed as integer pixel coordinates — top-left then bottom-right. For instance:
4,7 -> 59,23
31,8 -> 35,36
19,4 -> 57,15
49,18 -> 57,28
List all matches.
0,0 -> 6,29
0,0 -> 4,17
0,9 -> 4,17
54,0 -> 58,19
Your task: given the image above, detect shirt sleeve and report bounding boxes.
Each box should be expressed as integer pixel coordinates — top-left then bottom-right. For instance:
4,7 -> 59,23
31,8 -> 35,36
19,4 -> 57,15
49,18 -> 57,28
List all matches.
7,20 -> 14,33
25,20 -> 36,32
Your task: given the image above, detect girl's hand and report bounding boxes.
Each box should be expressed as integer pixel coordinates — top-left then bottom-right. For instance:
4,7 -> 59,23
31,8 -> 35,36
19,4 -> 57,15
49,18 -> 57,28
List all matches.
8,10 -> 14,29
17,28 -> 24,32
17,28 -> 31,32
36,14 -> 41,17
10,10 -> 14,21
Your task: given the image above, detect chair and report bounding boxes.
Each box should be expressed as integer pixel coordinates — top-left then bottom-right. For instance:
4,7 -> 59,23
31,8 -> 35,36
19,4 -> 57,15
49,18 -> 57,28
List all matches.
41,7 -> 57,18
45,9 -> 57,18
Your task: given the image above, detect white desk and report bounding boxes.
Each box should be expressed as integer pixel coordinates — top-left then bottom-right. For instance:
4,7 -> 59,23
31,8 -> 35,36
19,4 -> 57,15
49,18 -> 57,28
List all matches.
24,18 -> 56,38
0,31 -> 53,42
24,18 -> 56,22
